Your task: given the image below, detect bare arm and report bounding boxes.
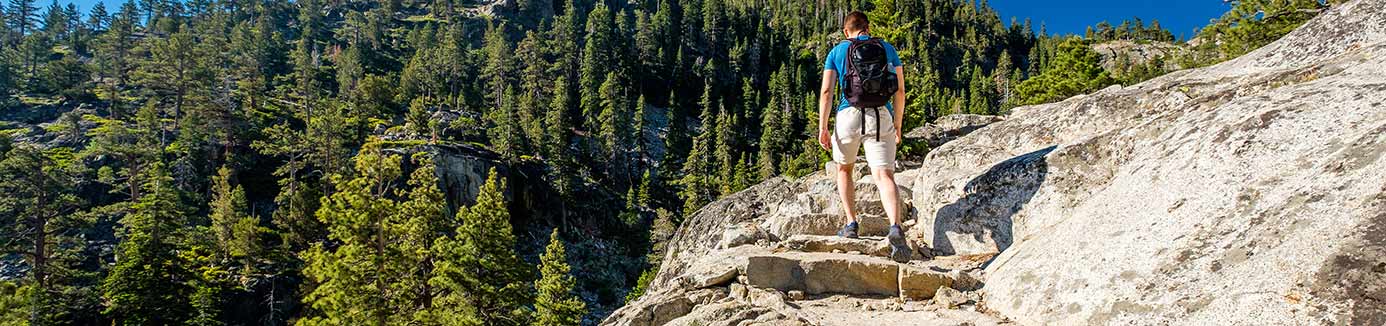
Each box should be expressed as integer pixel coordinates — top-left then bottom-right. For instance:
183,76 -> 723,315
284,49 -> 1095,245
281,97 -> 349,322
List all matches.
892,66 -> 905,141
818,70 -> 838,150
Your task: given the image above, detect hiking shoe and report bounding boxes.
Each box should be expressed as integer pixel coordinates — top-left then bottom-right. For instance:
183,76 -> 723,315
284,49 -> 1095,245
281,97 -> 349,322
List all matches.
887,225 -> 912,263
837,221 -> 859,239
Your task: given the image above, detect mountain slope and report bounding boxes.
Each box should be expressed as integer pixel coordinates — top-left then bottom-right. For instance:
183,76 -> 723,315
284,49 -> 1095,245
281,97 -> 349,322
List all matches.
603,0 -> 1386,324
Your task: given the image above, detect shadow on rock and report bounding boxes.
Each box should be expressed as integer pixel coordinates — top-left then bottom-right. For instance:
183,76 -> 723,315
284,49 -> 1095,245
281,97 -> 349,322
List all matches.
931,146 -> 1054,259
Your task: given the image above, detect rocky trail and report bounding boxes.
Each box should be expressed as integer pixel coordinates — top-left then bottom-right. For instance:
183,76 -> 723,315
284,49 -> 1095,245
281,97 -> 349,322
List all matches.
603,1 -> 1386,325
603,160 -> 1016,326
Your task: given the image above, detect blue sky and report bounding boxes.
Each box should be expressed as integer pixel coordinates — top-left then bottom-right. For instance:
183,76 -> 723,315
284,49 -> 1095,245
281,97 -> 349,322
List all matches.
986,0 -> 1232,40
51,0 -> 1232,40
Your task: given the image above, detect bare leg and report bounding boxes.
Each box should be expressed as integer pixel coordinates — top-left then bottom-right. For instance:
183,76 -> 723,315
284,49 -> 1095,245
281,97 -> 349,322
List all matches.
836,162 -> 858,224
870,167 -> 903,226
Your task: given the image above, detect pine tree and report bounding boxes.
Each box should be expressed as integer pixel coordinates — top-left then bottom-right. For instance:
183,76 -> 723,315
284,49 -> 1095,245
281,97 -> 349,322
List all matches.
631,94 -> 647,154
0,144 -> 89,325
40,0 -> 65,37
0,51 -> 14,106
395,153 -> 449,323
635,170 -> 653,208
713,108 -> 737,196
490,86 -> 526,160
481,21 -> 513,110
633,10 -> 660,88
677,85 -> 719,215
757,67 -> 791,179
532,230 -> 586,326
992,50 -> 1015,106
1014,38 -> 1115,106
651,0 -> 677,83
102,163 -> 196,325
597,72 -> 630,160
516,31 -> 551,145
298,145 -> 452,325
430,168 -> 532,326
94,2 -> 136,118
967,66 -> 993,114
579,3 -> 615,132
1199,0 -> 1326,60
548,0 -> 581,80
297,146 -> 404,326
208,166 -> 260,266
545,77 -> 573,163
8,0 -> 37,37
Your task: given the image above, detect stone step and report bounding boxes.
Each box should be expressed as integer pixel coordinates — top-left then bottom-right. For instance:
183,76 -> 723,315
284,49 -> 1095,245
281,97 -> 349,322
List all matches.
781,234 -> 891,256
742,252 -> 955,300
763,213 -> 892,238
780,234 -> 930,261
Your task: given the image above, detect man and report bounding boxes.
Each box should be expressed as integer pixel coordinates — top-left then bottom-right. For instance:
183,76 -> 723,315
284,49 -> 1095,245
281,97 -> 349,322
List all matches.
817,11 -> 911,263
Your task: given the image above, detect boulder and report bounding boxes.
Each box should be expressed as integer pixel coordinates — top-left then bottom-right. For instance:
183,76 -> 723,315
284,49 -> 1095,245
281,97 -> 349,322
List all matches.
676,245 -> 767,289
717,223 -> 767,249
898,265 -> 955,301
601,290 -> 695,326
931,287 -> 968,309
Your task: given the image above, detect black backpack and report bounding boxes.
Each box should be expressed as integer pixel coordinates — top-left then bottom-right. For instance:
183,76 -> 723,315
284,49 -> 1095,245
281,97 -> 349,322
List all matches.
843,38 -> 899,108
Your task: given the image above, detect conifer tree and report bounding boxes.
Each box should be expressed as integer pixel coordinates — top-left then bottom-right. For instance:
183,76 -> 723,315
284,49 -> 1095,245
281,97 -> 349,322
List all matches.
579,3 -> 615,132
993,50 -> 1015,104
0,144 -> 88,325
516,31 -> 551,144
490,86 -> 526,160
430,168 -> 532,326
395,153 -> 449,322
545,77 -> 573,163
208,166 -> 260,265
1014,38 -> 1114,106
651,0 -> 677,78
713,108 -> 737,195
967,67 -> 993,114
532,230 -> 586,326
677,85 -> 719,215
757,67 -> 792,178
597,72 -> 630,160
297,146 -> 404,326
635,170 -> 653,208
548,0 -> 581,79
481,21 -> 513,110
102,162 -> 196,325
8,0 -> 37,37
632,94 -> 647,154
296,146 -> 454,326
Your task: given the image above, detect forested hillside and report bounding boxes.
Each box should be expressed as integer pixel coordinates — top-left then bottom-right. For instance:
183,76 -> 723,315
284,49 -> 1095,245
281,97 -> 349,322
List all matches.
0,0 -> 1335,324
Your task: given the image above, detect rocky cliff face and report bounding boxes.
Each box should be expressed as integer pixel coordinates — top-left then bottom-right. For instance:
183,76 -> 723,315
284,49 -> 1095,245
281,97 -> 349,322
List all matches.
602,0 -> 1386,325
1091,40 -> 1184,71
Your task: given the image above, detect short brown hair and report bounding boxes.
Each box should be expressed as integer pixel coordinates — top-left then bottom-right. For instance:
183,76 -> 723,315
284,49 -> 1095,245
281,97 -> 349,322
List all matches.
844,11 -> 869,32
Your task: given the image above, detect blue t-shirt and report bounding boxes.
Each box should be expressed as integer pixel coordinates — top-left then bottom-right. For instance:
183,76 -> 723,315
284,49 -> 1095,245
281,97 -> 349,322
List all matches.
823,35 -> 902,112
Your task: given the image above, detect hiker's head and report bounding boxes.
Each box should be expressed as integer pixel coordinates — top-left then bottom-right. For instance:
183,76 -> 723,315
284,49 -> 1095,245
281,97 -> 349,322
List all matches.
843,11 -> 869,37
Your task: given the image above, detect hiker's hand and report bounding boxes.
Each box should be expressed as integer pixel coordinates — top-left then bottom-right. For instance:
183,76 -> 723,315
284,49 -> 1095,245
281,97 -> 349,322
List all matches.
895,127 -> 903,143
818,129 -> 832,150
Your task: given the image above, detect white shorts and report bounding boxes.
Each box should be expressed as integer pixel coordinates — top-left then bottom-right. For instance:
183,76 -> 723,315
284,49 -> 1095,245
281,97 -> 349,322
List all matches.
831,106 -> 898,170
